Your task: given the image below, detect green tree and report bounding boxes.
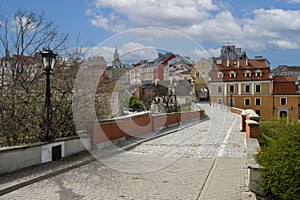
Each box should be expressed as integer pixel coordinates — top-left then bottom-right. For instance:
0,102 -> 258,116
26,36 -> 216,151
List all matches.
129,95 -> 143,111
256,120 -> 300,200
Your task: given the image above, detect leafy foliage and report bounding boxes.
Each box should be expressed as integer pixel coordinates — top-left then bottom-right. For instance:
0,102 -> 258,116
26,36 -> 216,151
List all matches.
129,95 -> 144,111
256,120 -> 300,200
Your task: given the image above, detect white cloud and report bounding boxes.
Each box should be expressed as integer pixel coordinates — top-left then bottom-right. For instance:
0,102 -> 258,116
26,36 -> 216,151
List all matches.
89,0 -> 218,30
87,1 -> 300,51
267,39 -> 299,49
287,0 -> 300,3
86,42 -> 158,64
251,9 -> 300,32
192,48 -> 220,59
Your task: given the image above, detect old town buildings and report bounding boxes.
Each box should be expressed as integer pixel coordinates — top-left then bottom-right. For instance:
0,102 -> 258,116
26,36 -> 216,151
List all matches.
210,45 -> 299,121
101,46 -> 299,120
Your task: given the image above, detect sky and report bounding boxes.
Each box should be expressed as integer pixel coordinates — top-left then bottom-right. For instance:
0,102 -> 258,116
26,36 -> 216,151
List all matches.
1,0 -> 300,68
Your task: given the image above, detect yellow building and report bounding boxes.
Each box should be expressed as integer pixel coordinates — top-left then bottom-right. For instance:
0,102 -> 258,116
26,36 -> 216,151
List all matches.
191,58 -> 211,101
210,46 -> 299,121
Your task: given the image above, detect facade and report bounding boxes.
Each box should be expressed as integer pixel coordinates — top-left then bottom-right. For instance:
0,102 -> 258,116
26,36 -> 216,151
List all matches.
139,60 -> 154,82
191,58 -> 211,101
210,45 -> 299,121
272,76 -> 299,120
129,64 -> 142,85
153,53 -> 176,81
165,55 -> 194,82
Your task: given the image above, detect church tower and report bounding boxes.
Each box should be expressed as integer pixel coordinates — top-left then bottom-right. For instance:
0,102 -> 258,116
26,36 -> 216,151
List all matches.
112,48 -> 121,66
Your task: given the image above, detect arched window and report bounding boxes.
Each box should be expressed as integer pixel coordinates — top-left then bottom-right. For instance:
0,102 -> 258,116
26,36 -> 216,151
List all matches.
244,70 -> 251,77
229,71 -> 236,78
255,70 -> 263,77
217,72 -> 224,78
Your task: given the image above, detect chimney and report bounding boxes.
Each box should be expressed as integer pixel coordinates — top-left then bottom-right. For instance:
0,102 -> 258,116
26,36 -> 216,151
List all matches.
246,58 -> 248,66
237,59 -> 240,68
226,55 -> 230,67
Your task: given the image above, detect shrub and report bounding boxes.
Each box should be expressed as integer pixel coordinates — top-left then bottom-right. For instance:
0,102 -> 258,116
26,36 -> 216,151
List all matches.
255,120 -> 300,200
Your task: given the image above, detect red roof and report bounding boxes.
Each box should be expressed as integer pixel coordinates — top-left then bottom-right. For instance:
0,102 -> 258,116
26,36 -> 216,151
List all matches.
273,76 -> 297,95
273,75 -> 295,82
210,58 -> 271,82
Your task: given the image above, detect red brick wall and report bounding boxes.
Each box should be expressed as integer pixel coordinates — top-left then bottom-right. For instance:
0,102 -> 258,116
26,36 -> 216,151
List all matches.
90,111 -> 205,149
181,111 -> 204,122
230,107 -> 243,115
246,122 -> 259,139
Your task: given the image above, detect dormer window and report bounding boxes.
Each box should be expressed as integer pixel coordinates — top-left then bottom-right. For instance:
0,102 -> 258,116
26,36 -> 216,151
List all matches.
229,71 -> 236,78
255,70 -> 263,77
244,70 -> 251,78
217,72 -> 224,78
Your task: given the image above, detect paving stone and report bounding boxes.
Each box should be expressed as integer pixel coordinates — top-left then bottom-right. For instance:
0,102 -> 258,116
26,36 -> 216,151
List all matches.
0,103 -> 253,200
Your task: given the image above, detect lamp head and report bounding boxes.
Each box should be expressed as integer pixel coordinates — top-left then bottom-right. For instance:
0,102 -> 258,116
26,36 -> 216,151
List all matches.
41,48 -> 57,70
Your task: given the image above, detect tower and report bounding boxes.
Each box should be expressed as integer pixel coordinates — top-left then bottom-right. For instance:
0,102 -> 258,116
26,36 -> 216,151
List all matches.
112,48 -> 121,66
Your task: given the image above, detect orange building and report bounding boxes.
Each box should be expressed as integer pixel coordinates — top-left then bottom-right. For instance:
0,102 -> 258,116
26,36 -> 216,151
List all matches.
209,45 -> 299,121
272,76 -> 299,120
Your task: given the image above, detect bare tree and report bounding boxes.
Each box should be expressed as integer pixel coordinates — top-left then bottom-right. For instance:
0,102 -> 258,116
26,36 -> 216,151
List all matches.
0,9 -> 68,145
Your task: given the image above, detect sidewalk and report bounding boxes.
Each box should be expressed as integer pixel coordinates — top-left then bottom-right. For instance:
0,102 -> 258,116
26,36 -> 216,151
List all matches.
0,151 -> 95,196
198,157 -> 256,200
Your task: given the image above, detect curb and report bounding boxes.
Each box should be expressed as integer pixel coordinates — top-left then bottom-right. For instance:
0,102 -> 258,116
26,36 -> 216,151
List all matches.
0,156 -> 96,196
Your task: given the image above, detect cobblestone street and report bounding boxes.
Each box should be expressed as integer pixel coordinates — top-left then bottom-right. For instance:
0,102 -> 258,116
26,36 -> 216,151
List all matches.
0,104 -> 253,200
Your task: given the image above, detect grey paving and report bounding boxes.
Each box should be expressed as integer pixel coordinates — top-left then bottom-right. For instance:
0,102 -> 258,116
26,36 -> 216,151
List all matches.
0,103 -> 256,200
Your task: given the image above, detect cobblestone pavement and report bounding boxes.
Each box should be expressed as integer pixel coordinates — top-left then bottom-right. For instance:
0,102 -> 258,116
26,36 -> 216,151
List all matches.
0,104 -> 255,200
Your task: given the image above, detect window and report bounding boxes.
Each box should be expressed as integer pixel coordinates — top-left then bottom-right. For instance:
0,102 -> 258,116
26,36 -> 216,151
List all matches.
217,72 -> 224,78
256,70 -> 262,77
255,98 -> 261,106
244,98 -> 250,106
217,98 -> 223,104
196,72 -> 200,78
217,85 -> 222,93
280,97 -> 287,106
256,110 -> 261,116
229,71 -> 236,78
255,84 -> 261,93
245,84 -> 250,93
229,85 -> 234,93
244,70 -> 251,77
202,72 -> 206,78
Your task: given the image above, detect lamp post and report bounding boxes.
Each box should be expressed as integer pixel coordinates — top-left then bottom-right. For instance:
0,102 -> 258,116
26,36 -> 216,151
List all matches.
230,90 -> 233,107
173,79 -> 178,112
41,48 -> 57,142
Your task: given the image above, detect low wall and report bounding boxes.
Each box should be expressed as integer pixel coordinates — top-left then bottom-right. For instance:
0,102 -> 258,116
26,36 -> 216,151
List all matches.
229,107 -> 260,140
90,110 -> 205,149
246,138 -> 263,196
0,136 -> 90,175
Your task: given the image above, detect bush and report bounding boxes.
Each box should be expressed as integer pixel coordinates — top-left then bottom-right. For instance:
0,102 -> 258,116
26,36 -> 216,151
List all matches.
255,120 -> 300,200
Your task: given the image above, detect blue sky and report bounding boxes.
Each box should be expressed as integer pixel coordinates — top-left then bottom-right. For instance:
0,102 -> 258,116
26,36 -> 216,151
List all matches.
1,0 -> 300,68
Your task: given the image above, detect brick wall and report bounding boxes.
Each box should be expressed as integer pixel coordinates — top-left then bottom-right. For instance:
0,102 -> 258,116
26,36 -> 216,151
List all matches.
230,107 -> 243,115
230,108 -> 260,140
90,110 -> 205,149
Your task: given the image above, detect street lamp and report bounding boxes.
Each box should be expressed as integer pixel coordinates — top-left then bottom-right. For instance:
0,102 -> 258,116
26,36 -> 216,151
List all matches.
230,89 -> 233,107
173,79 -> 178,112
41,48 -> 57,142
